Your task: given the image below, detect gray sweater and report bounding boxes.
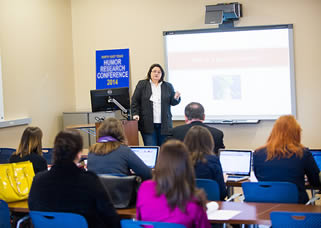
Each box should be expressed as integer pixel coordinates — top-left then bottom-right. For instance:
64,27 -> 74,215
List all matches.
87,145 -> 152,180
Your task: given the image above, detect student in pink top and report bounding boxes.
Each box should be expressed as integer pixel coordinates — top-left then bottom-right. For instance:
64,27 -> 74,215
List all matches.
136,140 -> 211,228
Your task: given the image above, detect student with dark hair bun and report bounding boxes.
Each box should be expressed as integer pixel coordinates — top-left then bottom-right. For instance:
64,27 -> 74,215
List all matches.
136,140 -> 210,228
29,129 -> 120,228
10,126 -> 47,173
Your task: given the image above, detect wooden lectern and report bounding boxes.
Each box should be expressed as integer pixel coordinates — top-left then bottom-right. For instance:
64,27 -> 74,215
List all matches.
95,120 -> 139,146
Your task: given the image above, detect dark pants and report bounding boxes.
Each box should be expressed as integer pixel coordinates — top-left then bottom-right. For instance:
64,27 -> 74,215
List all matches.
141,124 -> 166,146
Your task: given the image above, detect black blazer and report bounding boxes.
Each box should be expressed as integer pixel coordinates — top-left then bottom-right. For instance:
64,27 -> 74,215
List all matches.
28,162 -> 121,228
131,79 -> 181,135
168,121 -> 225,154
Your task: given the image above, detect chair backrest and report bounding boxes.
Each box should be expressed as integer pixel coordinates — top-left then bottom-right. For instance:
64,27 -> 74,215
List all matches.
0,200 -> 11,228
242,181 -> 298,203
42,148 -> 53,165
98,174 -> 138,208
30,211 -> 88,228
270,211 -> 321,228
121,219 -> 186,228
196,178 -> 220,201
0,148 -> 16,164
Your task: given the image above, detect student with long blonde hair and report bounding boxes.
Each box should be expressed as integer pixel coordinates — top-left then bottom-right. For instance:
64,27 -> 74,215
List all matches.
87,117 -> 151,180
253,115 -> 320,203
136,140 -> 210,228
10,126 -> 47,173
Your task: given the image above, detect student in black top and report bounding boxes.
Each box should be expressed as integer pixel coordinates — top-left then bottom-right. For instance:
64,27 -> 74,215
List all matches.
9,127 -> 47,173
184,125 -> 227,200
28,129 -> 120,228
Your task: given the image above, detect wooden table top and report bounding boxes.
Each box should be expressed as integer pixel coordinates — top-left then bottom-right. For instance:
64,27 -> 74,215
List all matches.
8,200 -> 321,225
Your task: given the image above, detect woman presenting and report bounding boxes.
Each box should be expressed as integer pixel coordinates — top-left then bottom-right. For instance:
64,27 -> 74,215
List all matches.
131,63 -> 181,146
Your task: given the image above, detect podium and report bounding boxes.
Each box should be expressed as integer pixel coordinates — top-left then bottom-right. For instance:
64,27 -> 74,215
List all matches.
95,120 -> 139,146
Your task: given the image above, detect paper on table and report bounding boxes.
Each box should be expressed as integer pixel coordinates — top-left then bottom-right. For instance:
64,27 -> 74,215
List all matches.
207,209 -> 241,220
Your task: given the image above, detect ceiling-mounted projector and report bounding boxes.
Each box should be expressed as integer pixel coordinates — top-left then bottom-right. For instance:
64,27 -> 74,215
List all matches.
205,2 -> 242,25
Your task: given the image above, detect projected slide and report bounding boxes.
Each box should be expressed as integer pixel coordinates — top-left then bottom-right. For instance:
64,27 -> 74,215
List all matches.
164,25 -> 295,121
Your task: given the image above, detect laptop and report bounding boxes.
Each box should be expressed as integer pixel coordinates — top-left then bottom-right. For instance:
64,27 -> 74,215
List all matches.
129,146 -> 159,168
310,149 -> 321,170
219,149 -> 253,182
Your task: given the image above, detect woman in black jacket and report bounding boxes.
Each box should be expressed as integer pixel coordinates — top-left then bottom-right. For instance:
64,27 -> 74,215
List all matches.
131,63 -> 181,146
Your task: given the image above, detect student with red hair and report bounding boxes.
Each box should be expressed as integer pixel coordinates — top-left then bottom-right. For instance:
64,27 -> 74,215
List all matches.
253,115 -> 321,203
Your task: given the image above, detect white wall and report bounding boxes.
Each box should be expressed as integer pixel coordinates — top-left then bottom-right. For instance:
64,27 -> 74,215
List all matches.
0,0 -> 75,148
0,0 -> 320,150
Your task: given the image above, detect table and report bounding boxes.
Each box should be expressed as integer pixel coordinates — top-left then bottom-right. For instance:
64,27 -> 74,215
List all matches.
8,200 -> 28,213
8,200 -> 321,225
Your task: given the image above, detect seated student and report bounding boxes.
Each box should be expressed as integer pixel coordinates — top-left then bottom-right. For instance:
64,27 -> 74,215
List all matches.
168,102 -> 225,154
28,129 -> 120,228
184,125 -> 227,200
253,115 -> 321,204
10,126 -> 47,173
87,117 -> 151,180
136,140 -> 211,228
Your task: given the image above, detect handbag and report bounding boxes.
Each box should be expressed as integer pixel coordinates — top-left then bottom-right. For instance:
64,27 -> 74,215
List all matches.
0,161 -> 35,202
98,174 -> 140,209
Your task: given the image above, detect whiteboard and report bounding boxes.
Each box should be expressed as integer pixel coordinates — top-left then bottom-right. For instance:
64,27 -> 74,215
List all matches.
163,24 -> 296,121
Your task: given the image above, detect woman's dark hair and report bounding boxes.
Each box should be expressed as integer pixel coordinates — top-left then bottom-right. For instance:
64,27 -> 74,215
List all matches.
146,63 -> 165,82
52,129 -> 83,164
154,140 -> 206,211
15,127 -> 43,158
90,117 -> 127,155
184,125 -> 214,165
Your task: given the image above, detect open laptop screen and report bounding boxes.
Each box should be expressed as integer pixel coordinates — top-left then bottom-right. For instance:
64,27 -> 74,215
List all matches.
129,146 -> 159,168
219,150 -> 252,176
310,149 -> 321,170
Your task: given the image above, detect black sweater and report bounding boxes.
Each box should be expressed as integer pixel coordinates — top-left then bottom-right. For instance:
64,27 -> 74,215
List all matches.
28,162 -> 121,228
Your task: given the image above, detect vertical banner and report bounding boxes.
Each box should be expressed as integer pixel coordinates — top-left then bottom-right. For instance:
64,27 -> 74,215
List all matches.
96,49 -> 130,89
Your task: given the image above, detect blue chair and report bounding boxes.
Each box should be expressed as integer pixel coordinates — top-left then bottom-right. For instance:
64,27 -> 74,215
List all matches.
196,178 -> 220,201
42,148 -> 53,165
121,219 -> 186,228
0,148 -> 15,164
242,181 -> 298,203
0,200 -> 11,228
30,211 -> 88,228
270,211 -> 321,228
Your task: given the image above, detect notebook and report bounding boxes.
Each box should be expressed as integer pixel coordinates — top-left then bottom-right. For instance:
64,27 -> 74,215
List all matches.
310,149 -> 321,170
129,146 -> 159,168
219,149 -> 253,182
